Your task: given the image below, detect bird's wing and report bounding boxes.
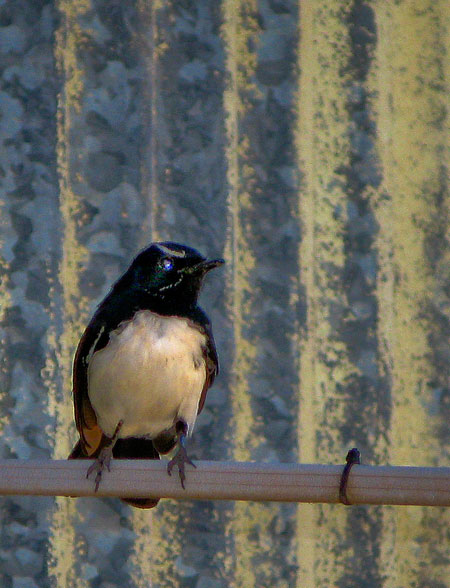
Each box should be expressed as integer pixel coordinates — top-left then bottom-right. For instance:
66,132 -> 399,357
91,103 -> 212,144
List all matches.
72,315 -> 109,457
196,318 -> 219,415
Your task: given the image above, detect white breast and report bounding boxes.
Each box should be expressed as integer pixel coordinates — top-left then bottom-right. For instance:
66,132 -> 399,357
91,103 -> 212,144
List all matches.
88,310 -> 207,439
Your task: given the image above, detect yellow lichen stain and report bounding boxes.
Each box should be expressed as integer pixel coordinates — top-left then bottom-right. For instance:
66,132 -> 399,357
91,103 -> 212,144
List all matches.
222,1 -> 277,585
53,101 -> 90,456
129,510 -> 155,588
295,2 -> 355,587
48,3 -> 93,586
222,0 -> 259,464
228,502 -> 278,588
222,0 -> 257,468
48,499 -> 81,588
371,2 -> 449,587
144,501 -> 185,586
0,224 -> 11,436
55,1 -> 91,110
0,244 -> 10,325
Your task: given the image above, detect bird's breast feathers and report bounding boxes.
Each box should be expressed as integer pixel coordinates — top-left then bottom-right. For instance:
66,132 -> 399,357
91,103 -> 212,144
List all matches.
87,310 -> 207,439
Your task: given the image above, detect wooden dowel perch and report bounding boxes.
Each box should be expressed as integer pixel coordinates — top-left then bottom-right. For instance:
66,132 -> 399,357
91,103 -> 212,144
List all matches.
0,460 -> 448,506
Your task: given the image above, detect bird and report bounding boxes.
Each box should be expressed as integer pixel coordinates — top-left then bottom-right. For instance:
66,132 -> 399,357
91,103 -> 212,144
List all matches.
68,241 -> 224,508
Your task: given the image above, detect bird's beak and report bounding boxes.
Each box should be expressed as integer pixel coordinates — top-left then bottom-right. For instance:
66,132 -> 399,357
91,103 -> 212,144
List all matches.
199,258 -> 225,273
186,258 -> 225,275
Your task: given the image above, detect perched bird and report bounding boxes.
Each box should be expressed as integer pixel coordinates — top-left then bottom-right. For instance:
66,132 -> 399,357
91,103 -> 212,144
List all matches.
68,242 -> 224,508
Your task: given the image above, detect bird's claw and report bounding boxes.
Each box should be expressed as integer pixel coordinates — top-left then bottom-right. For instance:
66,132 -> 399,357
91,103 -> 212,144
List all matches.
167,446 -> 196,489
86,446 -> 113,492
86,420 -> 123,492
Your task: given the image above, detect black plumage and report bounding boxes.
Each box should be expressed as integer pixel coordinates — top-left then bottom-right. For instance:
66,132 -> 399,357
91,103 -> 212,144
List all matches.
69,242 -> 223,508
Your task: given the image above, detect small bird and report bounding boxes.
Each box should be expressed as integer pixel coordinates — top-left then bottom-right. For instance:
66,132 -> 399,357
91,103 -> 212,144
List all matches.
68,242 -> 224,508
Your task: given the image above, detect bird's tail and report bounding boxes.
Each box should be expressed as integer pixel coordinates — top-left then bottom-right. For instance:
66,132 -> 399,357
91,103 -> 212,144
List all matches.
68,440 -> 87,459
69,437 -> 160,509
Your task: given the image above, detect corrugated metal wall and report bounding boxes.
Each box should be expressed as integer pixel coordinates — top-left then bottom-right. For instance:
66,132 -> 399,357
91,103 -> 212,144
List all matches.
0,1 -> 448,586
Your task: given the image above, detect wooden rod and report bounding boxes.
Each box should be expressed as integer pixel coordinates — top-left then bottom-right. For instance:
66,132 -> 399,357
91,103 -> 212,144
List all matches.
0,460 -> 448,506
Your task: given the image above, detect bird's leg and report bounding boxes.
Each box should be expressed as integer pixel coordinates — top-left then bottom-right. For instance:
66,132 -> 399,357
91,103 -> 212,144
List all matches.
87,420 -> 124,492
167,420 -> 196,489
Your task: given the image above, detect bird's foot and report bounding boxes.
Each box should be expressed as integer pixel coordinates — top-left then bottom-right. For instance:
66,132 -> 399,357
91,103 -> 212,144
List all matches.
86,445 -> 114,492
339,448 -> 361,505
167,444 -> 196,489
86,420 -> 123,492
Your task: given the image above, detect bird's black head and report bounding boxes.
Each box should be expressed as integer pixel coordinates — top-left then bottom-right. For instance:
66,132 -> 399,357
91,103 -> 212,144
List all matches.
115,242 -> 224,313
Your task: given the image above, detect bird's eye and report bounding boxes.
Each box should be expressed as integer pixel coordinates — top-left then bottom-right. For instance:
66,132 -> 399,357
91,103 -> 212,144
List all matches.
161,258 -> 174,271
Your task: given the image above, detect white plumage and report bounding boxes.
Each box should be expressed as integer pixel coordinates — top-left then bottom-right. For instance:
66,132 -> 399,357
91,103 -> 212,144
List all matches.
88,310 -> 206,439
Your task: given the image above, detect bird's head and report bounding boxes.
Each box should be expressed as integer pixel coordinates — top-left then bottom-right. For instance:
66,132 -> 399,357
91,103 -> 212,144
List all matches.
118,242 -> 224,310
